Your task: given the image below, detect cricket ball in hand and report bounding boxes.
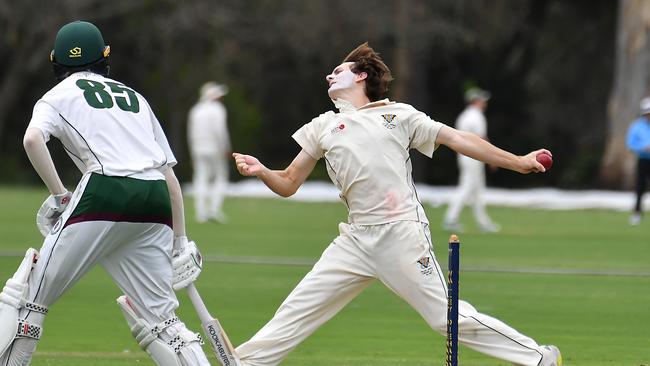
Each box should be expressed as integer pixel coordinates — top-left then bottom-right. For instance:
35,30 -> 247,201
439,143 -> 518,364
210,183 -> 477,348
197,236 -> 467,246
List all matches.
536,152 -> 553,170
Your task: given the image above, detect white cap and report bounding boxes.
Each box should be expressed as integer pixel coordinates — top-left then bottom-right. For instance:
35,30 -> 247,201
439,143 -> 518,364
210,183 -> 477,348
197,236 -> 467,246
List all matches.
199,82 -> 228,101
640,97 -> 650,115
464,87 -> 491,103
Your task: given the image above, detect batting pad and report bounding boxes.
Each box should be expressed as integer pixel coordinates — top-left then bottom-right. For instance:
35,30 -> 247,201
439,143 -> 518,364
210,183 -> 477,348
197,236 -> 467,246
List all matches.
0,248 -> 39,356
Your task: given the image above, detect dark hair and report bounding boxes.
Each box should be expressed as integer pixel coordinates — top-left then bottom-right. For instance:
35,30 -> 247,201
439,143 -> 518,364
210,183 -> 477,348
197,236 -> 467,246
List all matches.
343,42 -> 393,101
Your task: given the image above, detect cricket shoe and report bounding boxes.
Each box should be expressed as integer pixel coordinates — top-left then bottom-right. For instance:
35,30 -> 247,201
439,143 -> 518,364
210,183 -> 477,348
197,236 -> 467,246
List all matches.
442,221 -> 464,233
512,345 -> 562,366
479,222 -> 501,233
208,212 -> 228,224
540,345 -> 562,366
629,213 -> 641,226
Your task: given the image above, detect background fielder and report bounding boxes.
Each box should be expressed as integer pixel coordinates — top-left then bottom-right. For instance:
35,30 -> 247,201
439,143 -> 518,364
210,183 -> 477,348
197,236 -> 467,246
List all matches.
443,87 -> 501,233
232,43 -> 562,366
188,82 -> 231,224
0,21 -> 210,366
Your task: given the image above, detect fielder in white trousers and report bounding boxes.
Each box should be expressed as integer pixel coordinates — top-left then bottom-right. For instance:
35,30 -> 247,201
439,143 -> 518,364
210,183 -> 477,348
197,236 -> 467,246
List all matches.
188,82 -> 231,223
444,156 -> 497,231
444,88 -> 499,233
192,152 -> 229,223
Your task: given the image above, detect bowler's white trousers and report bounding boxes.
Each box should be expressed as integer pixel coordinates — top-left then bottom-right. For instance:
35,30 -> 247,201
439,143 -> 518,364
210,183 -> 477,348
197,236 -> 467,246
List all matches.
237,221 -> 546,365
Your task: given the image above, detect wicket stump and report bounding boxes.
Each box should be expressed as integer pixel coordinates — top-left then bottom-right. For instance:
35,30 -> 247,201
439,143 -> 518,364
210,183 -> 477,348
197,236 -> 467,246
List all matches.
446,234 -> 460,366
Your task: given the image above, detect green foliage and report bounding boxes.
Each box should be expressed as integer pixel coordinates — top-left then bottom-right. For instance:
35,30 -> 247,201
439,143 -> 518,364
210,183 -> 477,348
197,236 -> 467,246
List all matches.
0,0 -> 619,189
225,86 -> 263,155
0,187 -> 648,365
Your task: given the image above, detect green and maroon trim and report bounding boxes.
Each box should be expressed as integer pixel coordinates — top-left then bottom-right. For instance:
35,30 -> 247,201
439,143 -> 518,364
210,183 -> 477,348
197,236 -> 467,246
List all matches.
64,173 -> 172,229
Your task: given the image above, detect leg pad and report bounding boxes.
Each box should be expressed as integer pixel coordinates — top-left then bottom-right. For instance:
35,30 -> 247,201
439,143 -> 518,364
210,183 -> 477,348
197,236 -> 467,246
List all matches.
117,295 -> 207,366
0,248 -> 45,360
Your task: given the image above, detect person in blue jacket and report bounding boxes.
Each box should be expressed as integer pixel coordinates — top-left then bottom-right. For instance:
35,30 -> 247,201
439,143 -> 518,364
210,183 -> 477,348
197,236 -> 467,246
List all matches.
626,97 -> 650,225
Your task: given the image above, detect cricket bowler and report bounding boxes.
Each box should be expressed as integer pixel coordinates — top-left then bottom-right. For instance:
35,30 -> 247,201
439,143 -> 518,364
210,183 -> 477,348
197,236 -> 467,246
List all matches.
233,43 -> 562,366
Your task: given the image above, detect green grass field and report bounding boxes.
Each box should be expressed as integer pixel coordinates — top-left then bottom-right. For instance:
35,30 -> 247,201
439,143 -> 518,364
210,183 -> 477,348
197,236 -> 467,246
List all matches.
0,186 -> 648,365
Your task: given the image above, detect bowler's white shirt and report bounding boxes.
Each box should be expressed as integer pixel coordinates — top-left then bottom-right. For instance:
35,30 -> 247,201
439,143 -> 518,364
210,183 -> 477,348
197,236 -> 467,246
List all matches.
293,98 -> 444,225
28,72 -> 176,178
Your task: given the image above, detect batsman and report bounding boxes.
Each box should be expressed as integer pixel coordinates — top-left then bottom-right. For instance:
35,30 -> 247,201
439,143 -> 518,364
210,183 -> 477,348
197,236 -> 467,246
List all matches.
0,21 -> 210,365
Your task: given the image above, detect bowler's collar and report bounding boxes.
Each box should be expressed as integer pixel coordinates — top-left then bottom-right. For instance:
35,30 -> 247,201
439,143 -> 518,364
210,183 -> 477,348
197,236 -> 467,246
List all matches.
332,98 -> 393,113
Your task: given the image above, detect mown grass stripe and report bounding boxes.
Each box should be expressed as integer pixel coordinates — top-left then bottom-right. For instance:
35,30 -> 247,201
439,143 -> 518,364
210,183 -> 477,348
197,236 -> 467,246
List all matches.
3,251 -> 646,277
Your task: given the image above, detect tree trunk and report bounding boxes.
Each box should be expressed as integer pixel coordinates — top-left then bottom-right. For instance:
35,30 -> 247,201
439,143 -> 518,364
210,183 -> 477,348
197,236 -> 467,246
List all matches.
601,0 -> 650,188
391,0 -> 410,102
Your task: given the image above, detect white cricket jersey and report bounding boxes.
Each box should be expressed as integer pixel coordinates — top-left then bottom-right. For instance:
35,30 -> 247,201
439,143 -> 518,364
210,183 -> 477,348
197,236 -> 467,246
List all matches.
187,100 -> 230,155
28,72 -> 176,178
455,105 -> 487,165
293,98 -> 445,225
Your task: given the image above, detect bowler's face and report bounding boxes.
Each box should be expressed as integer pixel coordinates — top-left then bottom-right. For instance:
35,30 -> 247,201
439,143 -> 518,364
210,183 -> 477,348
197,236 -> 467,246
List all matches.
326,62 -> 357,99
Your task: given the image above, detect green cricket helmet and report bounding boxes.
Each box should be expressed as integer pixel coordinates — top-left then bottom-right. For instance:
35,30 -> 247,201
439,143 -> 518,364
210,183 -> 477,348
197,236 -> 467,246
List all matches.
50,21 -> 110,79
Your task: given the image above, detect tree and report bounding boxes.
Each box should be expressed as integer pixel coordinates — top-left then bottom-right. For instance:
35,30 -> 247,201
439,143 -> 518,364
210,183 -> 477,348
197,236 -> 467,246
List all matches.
601,0 -> 650,188
0,0 -> 618,188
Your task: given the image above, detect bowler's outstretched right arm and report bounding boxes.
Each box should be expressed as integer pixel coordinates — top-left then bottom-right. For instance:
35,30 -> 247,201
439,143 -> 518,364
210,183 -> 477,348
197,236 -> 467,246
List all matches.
233,149 -> 317,197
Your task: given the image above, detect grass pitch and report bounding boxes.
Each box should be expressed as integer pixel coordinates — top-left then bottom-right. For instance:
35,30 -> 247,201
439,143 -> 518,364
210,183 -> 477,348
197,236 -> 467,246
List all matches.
0,186 -> 648,365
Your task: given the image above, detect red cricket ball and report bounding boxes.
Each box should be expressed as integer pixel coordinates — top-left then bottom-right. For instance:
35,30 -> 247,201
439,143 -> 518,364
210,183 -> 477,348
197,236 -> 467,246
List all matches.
536,152 -> 553,170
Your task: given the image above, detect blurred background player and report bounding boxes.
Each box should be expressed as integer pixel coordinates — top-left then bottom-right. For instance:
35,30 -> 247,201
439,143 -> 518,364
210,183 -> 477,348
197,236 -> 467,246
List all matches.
232,43 -> 561,366
0,21 -> 210,365
188,82 -> 231,223
626,96 -> 650,226
443,87 -> 501,233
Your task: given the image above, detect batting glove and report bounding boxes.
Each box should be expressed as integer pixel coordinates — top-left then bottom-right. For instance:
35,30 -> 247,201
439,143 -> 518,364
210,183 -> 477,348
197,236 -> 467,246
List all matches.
36,191 -> 72,237
172,236 -> 203,290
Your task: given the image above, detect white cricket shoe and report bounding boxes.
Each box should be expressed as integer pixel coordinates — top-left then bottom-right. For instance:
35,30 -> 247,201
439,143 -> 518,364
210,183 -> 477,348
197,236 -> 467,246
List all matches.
512,345 -> 562,366
629,213 -> 641,226
539,345 -> 563,366
479,222 -> 501,233
209,212 -> 228,224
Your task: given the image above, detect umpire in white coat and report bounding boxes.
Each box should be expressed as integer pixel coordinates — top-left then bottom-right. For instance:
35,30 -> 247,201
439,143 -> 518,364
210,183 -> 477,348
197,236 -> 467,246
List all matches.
443,87 -> 501,233
188,82 -> 231,223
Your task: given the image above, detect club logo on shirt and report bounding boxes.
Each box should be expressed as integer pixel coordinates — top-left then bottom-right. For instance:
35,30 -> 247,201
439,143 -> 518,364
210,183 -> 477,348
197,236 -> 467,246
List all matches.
330,122 -> 346,135
381,114 -> 398,129
417,256 -> 433,276
68,47 -> 82,58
